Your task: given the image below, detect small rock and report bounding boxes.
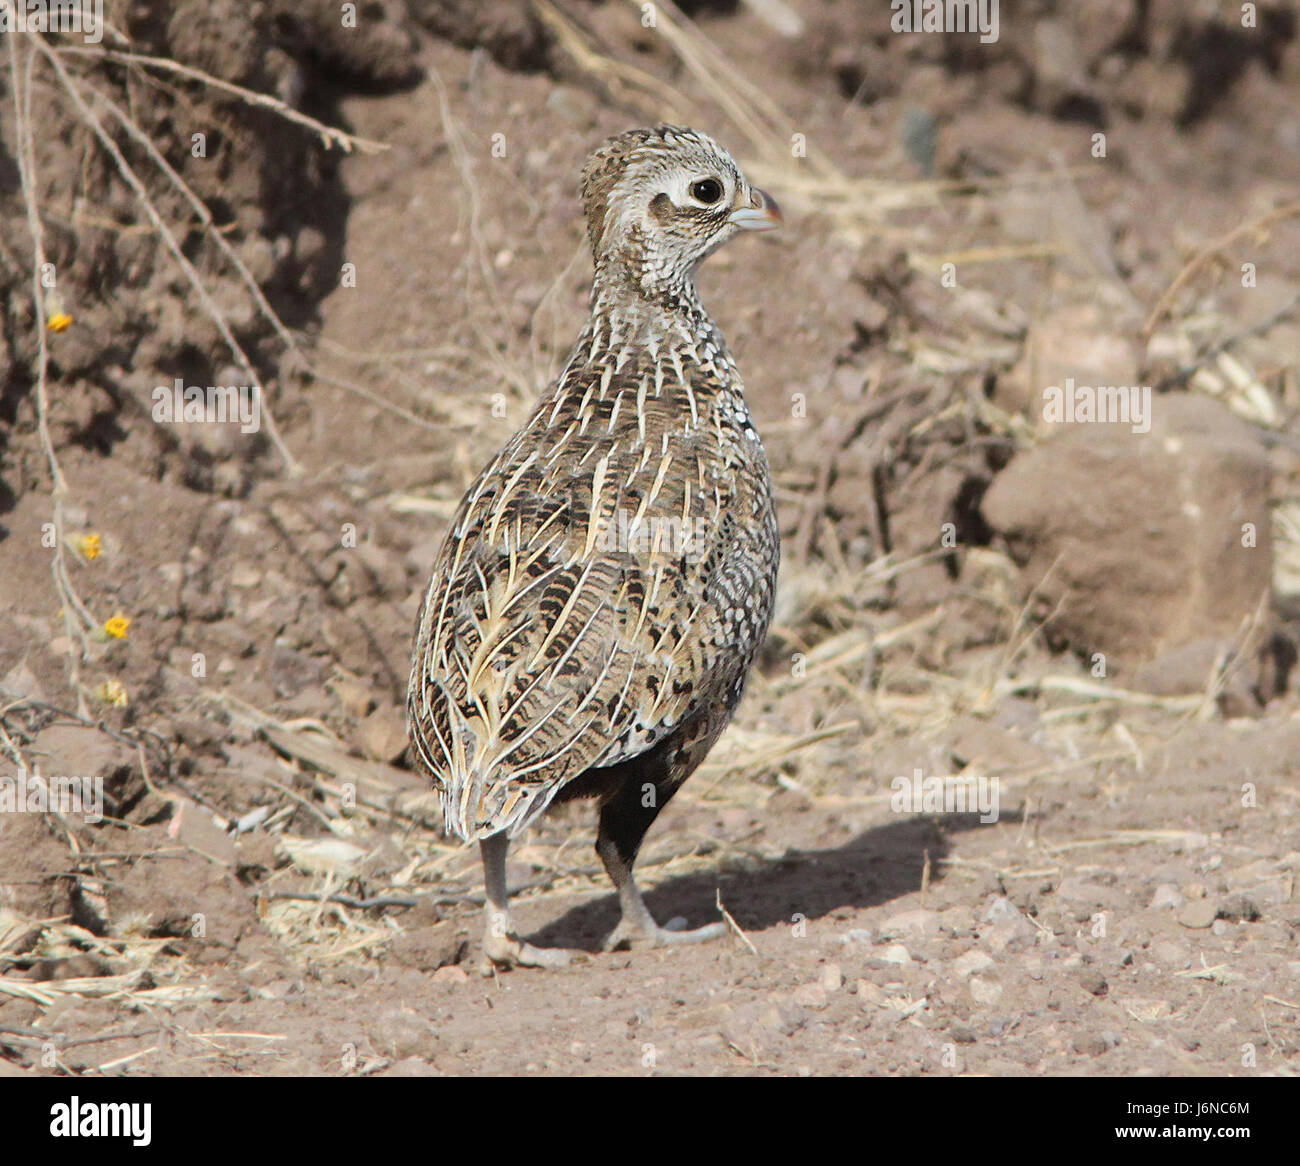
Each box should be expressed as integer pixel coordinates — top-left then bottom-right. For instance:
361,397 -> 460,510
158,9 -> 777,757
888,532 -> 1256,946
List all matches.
333,679 -> 375,718
1150,884 -> 1184,910
370,1006 -> 443,1061
358,705 -> 409,763
981,897 -> 1034,950
855,980 -> 886,1005
982,393 -> 1273,667
432,964 -> 469,984
769,1004 -> 808,1036
879,908 -> 940,939
1078,970 -> 1108,997
982,896 -> 1024,924
172,798 -> 238,866
32,723 -> 133,785
969,975 -> 1003,1006
879,943 -> 912,965
229,564 -> 263,588
818,963 -> 844,992
282,837 -> 367,878
1177,900 -> 1219,929
1216,894 -> 1261,923
952,949 -> 995,979
1053,879 -> 1127,908
791,983 -> 828,1010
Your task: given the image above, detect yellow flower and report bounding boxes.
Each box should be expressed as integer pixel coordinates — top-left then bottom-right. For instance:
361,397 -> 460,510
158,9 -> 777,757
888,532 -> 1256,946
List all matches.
93,679 -> 128,707
76,532 -> 102,561
47,312 -> 74,333
103,615 -> 131,639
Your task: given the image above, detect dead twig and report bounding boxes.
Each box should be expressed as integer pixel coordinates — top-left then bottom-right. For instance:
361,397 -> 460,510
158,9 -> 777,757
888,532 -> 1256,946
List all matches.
28,35 -> 301,473
57,46 -> 389,153
1142,198 -> 1300,338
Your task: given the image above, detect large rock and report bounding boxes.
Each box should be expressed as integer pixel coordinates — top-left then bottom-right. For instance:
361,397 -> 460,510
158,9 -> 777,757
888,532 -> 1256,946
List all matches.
981,393 -> 1272,670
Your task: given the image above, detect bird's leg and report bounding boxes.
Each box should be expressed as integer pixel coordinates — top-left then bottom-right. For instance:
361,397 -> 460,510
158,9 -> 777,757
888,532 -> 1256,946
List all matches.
479,832 -> 575,970
595,787 -> 726,951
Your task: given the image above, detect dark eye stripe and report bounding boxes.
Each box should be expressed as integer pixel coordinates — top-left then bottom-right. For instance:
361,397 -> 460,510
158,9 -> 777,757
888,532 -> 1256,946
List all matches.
649,191 -> 675,222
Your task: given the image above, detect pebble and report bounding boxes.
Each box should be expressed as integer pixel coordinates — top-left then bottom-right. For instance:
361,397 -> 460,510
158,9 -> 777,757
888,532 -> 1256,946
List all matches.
1150,883 -> 1185,910
1072,1034 -> 1110,1057
1078,970 -> 1108,997
879,909 -> 940,939
359,705 -> 410,762
1217,894 -> 1261,923
969,976 -> 1003,1005
856,980 -> 886,1005
333,679 -> 375,717
792,983 -> 829,1011
952,949 -> 994,979
879,943 -> 913,966
757,1004 -> 803,1036
1176,900 -> 1218,929
982,897 -> 1024,924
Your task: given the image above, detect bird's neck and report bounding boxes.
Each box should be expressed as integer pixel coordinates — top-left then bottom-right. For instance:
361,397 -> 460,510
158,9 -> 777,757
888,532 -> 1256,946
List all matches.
584,266 -> 722,362
541,269 -> 743,437
591,253 -> 708,319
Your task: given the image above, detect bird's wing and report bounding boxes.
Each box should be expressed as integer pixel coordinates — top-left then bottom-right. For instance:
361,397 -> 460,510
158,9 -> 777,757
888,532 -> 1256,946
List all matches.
408,399 -> 729,841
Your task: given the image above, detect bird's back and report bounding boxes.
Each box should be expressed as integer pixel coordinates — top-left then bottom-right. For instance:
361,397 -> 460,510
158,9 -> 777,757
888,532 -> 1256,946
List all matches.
408,311 -> 778,841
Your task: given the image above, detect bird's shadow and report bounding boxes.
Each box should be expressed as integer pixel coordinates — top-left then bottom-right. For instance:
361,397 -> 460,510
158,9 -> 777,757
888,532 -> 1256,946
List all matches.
530,812 -> 1012,952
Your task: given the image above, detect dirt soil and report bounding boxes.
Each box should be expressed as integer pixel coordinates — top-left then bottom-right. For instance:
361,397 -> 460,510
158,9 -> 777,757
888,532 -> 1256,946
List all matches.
2,1 -> 1300,1077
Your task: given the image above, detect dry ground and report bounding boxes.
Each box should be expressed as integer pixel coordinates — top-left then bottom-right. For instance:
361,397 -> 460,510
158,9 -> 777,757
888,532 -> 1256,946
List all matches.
2,1 -> 1299,1077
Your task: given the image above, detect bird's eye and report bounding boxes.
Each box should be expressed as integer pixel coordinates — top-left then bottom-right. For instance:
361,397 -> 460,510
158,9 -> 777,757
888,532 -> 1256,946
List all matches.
690,178 -> 723,205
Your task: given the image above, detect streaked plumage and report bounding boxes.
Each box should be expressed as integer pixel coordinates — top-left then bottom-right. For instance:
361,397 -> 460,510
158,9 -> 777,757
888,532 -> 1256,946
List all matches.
407,125 -> 781,967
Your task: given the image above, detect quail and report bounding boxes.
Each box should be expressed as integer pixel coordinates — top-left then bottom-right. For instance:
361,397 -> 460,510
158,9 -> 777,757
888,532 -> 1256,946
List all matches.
408,125 -> 782,968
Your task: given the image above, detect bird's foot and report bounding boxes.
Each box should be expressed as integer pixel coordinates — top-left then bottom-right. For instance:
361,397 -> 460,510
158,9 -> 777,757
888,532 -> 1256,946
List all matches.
480,926 -> 578,972
602,915 -> 727,952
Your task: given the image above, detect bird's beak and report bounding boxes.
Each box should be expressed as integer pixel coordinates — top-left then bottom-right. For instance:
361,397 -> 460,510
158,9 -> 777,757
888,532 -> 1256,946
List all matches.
728,187 -> 783,231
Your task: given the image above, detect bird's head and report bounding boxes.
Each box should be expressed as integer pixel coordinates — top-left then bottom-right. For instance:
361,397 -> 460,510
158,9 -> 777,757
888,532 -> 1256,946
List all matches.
580,125 -> 781,305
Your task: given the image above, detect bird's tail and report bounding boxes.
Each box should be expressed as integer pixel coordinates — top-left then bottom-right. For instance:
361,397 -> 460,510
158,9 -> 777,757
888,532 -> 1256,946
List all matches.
442,771 -> 558,843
